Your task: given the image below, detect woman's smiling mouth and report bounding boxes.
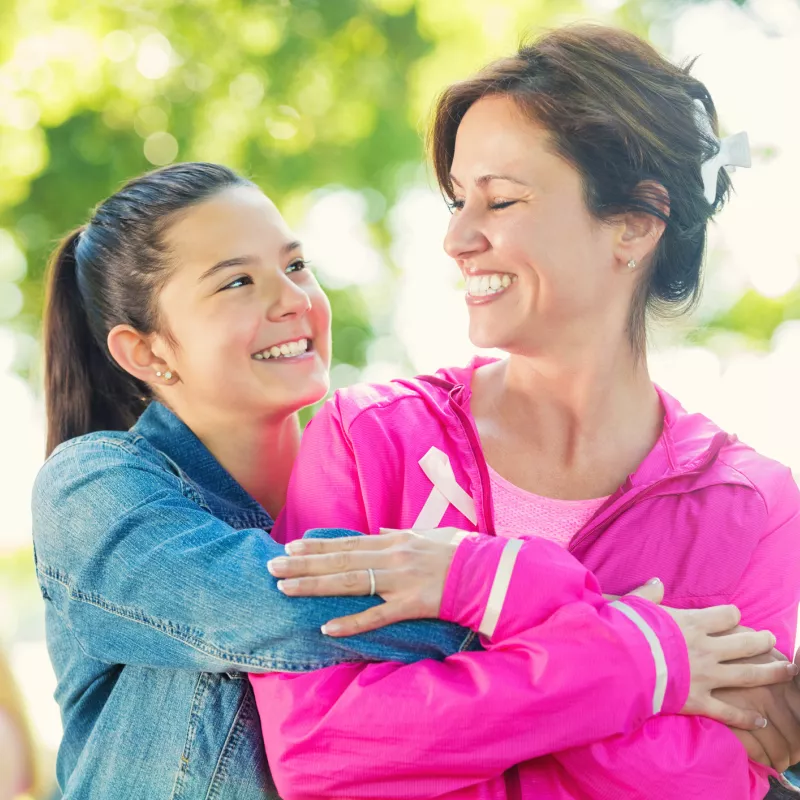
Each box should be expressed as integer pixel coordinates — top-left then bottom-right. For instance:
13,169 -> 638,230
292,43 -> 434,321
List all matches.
465,272 -> 517,304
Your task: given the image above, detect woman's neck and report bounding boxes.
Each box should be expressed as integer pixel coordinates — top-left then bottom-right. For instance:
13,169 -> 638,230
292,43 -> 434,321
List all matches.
472,340 -> 662,497
186,408 -> 302,520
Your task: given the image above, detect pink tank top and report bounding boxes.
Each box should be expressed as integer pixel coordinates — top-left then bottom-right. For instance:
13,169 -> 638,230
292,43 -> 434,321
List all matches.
488,465 -> 609,547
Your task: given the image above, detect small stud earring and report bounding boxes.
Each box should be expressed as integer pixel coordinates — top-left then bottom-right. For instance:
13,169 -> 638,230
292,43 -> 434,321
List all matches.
627,258 -> 637,270
155,371 -> 162,378
164,371 -> 173,381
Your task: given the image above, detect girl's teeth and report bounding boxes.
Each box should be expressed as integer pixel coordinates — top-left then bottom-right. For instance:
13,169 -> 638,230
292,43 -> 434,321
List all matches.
466,273 -> 515,297
255,339 -> 310,360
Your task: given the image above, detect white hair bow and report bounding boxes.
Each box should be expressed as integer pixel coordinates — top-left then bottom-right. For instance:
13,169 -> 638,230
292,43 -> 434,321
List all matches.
693,98 -> 751,204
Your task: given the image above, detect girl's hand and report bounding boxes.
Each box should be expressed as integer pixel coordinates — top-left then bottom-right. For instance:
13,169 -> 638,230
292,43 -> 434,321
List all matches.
267,528 -> 459,636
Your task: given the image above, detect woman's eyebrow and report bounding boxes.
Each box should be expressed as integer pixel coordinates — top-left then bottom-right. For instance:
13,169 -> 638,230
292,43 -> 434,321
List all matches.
449,173 -> 530,188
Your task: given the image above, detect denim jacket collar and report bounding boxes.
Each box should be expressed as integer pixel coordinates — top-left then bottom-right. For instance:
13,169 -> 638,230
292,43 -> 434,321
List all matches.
132,400 -> 267,517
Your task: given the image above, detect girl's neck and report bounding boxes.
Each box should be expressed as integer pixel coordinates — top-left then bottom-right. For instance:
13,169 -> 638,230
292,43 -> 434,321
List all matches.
187,408 -> 301,520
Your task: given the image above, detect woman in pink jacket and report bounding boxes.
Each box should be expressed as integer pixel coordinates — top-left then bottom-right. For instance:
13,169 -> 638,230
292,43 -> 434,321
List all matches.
251,25 -> 800,800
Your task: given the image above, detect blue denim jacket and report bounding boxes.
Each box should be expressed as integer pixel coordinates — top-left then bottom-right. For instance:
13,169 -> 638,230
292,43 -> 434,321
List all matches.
32,401 -> 474,800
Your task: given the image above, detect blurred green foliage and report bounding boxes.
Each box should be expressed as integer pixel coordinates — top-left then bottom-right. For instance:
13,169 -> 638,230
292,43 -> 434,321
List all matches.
0,0 -> 781,429
2,0 -> 701,386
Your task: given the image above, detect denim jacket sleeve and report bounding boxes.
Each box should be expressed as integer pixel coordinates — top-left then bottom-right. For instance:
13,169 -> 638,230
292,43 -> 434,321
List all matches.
32,435 -> 473,674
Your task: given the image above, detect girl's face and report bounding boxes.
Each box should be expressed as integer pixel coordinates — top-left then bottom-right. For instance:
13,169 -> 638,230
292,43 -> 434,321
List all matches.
154,185 -> 331,422
443,95 -> 640,357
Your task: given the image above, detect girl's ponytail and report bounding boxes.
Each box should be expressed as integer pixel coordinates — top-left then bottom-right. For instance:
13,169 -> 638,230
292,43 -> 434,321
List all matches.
42,162 -> 251,456
43,228 -> 146,456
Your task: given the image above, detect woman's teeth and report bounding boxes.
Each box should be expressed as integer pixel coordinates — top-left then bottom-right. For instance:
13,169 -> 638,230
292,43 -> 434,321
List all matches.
466,273 -> 515,297
253,338 -> 309,360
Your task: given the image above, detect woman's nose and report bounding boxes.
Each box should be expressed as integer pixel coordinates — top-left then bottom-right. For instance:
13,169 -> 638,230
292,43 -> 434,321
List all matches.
266,276 -> 312,322
443,206 -> 489,260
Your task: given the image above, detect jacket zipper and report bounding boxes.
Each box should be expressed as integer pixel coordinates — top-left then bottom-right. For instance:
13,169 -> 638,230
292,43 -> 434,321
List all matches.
448,390 -> 498,537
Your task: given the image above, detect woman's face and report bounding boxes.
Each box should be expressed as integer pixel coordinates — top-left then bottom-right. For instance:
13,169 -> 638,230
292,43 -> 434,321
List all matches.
444,94 -> 636,356
154,185 -> 331,421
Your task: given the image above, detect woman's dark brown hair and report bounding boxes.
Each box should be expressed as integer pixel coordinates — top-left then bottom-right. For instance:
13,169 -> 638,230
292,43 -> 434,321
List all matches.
43,162 -> 253,456
429,24 -> 729,352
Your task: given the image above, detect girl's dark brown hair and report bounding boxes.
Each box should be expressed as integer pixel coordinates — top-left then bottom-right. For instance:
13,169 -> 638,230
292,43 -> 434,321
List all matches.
43,162 -> 253,456
429,24 -> 729,352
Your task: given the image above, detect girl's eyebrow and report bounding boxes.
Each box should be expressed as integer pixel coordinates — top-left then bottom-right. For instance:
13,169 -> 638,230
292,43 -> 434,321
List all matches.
198,241 -> 302,284
198,255 -> 258,284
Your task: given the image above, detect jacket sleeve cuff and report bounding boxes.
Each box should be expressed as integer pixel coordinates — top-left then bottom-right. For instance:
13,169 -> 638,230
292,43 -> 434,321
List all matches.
439,532 -> 507,632
440,534 -> 691,718
609,595 -> 691,716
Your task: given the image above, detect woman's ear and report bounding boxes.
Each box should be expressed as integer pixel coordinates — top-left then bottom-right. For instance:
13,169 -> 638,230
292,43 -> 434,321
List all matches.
616,180 -> 670,269
107,325 -> 172,384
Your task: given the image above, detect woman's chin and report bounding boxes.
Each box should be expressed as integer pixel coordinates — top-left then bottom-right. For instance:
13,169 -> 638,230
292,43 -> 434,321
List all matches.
468,323 -> 507,352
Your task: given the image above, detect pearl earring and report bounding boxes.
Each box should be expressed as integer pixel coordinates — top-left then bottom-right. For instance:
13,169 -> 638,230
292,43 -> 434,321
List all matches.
155,370 -> 173,381
627,259 -> 637,270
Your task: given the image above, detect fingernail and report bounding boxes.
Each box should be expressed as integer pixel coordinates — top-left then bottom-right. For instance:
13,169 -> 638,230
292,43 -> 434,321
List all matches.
647,577 -> 661,585
285,541 -> 306,555
771,633 -> 778,647
321,622 -> 341,635
379,528 -> 399,535
756,717 -> 768,729
788,664 -> 799,677
277,579 -> 298,592
267,558 -> 289,575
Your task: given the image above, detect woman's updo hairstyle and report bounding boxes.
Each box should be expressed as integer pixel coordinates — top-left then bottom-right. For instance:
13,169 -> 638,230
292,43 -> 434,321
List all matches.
430,24 -> 730,351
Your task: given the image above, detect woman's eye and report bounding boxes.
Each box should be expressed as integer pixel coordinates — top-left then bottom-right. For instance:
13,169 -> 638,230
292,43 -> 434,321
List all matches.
489,200 -> 517,210
286,258 -> 309,274
446,199 -> 465,213
221,275 -> 253,291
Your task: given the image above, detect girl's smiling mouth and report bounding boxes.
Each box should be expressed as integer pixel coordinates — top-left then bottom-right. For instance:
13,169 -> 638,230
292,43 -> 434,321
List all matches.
252,337 -> 312,361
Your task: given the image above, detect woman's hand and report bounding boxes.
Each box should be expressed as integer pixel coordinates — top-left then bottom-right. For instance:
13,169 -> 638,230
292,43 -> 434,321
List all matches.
716,648 -> 800,770
662,610 -> 799,730
267,528 -> 459,636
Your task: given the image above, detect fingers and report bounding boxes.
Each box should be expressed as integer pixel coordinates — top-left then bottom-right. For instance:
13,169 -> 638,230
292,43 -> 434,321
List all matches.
694,604 -> 741,634
704,696 -> 768,730
722,661 -> 798,690
746,722 -> 792,772
276,569 -> 384,597
760,698 -> 800,772
284,534 -> 399,556
268,550 -> 392,579
321,604 -> 409,637
716,629 -> 779,664
732,730 -> 772,768
625,578 -> 664,605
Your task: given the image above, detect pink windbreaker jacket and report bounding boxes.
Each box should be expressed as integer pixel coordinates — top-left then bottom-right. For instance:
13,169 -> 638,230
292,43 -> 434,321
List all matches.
250,358 -> 800,800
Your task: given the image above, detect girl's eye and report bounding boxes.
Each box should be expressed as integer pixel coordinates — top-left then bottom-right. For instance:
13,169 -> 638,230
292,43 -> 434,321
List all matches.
221,275 -> 254,291
286,258 -> 310,274
446,199 -> 465,213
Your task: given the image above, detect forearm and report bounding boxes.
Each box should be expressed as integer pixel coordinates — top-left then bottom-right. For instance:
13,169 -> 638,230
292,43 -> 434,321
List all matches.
553,715 -> 772,800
